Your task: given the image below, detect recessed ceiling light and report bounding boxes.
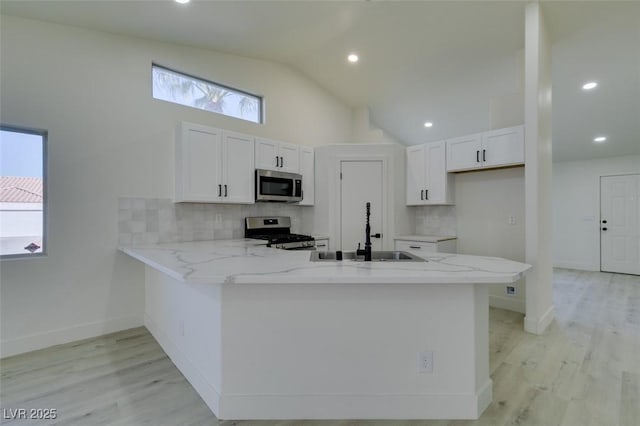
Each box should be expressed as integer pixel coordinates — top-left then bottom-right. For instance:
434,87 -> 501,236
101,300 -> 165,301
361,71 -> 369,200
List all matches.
347,54 -> 359,63
594,136 -> 607,143
582,81 -> 598,90
424,122 -> 433,128
175,0 -> 190,4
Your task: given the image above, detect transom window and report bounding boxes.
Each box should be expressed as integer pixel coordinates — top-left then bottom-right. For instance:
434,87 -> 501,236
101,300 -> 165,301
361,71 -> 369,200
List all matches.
152,64 -> 263,124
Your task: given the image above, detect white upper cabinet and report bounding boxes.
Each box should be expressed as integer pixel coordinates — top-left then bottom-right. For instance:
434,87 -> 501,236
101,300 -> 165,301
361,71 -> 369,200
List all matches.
299,146 -> 315,206
481,126 -> 525,168
406,140 -> 453,206
446,125 -> 524,172
255,138 -> 300,173
446,133 -> 483,172
221,130 -> 255,204
175,122 -> 254,204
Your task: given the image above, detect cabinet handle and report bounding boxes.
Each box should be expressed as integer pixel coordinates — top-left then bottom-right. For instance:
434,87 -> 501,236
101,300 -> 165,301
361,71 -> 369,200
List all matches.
602,220 -> 607,224
420,189 -> 424,200
425,189 -> 429,200
317,244 -> 327,247
483,149 -> 486,162
280,156 -> 284,167
224,184 -> 228,197
602,227 -> 607,231
409,245 -> 422,249
275,156 -> 280,167
477,150 -> 480,163
218,184 -> 222,197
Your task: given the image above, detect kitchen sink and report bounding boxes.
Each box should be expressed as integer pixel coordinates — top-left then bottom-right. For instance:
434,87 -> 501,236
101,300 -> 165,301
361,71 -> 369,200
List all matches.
310,250 -> 426,262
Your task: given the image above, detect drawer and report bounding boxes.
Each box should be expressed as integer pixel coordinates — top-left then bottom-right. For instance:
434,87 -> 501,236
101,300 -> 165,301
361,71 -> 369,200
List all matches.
315,239 -> 329,250
395,241 -> 437,253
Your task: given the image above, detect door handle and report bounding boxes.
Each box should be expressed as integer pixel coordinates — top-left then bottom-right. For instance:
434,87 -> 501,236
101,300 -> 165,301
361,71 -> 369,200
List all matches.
218,184 -> 222,197
420,189 -> 424,200
602,227 -> 607,231
370,233 -> 382,238
224,184 -> 228,197
483,149 -> 486,162
476,150 -> 480,163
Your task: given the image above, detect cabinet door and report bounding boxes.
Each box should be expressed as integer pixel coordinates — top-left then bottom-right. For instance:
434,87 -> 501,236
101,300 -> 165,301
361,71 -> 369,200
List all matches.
279,142 -> 300,173
222,131 -> 255,204
299,146 -> 315,206
482,125 -> 524,168
255,137 -> 279,171
446,133 -> 483,172
425,141 -> 447,204
175,122 -> 223,202
406,145 -> 426,205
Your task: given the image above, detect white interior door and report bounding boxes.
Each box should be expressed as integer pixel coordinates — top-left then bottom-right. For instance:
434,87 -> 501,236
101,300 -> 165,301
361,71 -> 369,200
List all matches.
601,174 -> 640,275
340,161 -> 384,251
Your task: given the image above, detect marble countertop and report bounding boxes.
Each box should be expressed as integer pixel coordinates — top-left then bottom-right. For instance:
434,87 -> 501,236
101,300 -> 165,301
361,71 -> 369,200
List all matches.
395,235 -> 457,242
119,239 -> 530,285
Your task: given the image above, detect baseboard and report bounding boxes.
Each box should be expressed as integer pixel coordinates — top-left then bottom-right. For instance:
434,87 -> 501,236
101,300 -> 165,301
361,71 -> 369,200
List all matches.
144,313 -> 222,416
489,294 -> 525,313
524,304 -> 555,335
0,314 -> 143,358
219,386 -> 491,420
553,260 -> 598,272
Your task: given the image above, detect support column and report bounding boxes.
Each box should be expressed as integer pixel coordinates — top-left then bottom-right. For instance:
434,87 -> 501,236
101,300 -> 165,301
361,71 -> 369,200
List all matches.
524,2 -> 555,334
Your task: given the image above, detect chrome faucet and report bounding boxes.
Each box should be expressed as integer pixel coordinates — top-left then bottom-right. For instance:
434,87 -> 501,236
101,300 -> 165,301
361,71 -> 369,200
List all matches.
356,202 -> 373,261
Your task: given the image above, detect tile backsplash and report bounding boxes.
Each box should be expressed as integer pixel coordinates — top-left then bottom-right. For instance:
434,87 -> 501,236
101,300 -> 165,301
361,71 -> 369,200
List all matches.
414,205 -> 457,236
118,197 -> 312,246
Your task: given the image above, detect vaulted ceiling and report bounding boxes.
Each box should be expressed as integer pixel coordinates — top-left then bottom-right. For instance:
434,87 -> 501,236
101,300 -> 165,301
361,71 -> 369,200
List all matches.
1,1 -> 638,161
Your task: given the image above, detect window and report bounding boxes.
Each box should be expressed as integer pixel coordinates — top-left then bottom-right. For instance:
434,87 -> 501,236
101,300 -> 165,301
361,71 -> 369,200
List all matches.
152,64 -> 263,124
0,125 -> 47,258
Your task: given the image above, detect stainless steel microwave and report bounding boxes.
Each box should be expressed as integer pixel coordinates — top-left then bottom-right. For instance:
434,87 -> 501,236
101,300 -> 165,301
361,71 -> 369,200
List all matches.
255,169 -> 303,203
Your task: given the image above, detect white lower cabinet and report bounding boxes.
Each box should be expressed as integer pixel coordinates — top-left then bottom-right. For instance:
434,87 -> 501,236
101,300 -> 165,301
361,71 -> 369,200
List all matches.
314,238 -> 329,250
395,238 -> 457,254
175,122 -> 254,203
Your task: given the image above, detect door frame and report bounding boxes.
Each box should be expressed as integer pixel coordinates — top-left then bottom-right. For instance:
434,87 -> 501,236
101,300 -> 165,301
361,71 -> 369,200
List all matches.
599,172 -> 639,273
328,154 -> 389,251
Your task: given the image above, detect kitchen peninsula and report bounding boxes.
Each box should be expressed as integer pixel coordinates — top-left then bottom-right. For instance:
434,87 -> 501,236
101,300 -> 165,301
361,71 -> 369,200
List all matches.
120,239 -> 530,420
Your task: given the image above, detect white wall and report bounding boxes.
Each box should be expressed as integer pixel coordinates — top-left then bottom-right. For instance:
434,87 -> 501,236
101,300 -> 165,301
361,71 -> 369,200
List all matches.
553,155 -> 640,271
0,15 -> 353,357
454,168 -> 526,313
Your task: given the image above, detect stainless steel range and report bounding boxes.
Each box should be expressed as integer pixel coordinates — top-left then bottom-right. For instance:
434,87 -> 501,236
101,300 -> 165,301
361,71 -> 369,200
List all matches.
245,216 -> 315,250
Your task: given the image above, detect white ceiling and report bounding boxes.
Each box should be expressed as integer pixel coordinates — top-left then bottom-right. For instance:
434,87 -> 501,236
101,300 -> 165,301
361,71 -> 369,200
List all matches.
1,1 -> 638,161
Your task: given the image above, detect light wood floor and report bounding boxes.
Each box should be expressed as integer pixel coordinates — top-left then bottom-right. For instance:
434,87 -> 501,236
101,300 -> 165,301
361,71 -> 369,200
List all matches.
1,269 -> 638,426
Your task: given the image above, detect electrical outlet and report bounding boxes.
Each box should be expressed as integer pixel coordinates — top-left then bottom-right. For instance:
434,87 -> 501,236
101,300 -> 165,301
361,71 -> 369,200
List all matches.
506,286 -> 517,296
418,351 -> 433,373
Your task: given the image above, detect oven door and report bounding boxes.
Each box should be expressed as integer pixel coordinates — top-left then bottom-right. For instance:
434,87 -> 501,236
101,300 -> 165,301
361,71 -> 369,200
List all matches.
256,169 -> 303,202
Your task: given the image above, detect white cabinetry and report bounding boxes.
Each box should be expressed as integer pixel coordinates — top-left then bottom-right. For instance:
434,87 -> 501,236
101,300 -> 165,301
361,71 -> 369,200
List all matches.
175,122 -> 254,203
299,146 -> 315,206
314,238 -> 329,250
446,125 -> 524,172
255,138 -> 300,173
406,140 -> 453,205
395,238 -> 457,254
